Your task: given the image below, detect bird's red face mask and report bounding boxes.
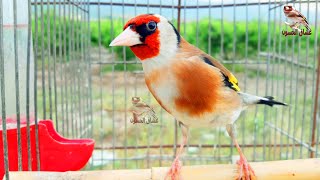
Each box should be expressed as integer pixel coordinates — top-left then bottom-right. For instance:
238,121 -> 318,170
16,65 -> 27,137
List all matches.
109,14 -> 161,60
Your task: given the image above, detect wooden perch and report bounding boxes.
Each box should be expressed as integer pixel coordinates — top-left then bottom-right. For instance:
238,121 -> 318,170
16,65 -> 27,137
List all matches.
7,158 -> 320,180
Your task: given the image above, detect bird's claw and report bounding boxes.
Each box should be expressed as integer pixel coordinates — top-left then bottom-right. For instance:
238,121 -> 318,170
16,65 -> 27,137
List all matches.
165,157 -> 183,180
236,155 -> 256,180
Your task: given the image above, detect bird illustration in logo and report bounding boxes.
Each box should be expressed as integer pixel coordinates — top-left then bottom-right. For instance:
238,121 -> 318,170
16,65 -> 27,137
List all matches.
283,5 -> 311,32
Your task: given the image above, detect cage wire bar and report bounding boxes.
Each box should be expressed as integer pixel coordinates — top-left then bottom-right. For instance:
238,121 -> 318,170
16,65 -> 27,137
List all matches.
0,0 -> 318,178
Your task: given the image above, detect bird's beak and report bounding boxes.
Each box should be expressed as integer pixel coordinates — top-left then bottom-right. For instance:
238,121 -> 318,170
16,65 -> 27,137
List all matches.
109,27 -> 142,46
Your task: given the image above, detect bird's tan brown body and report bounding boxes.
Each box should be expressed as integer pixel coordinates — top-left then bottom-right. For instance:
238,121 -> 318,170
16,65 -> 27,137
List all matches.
144,38 -> 242,127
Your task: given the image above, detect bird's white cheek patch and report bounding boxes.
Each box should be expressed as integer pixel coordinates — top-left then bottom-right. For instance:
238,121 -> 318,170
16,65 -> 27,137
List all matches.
156,21 -> 178,59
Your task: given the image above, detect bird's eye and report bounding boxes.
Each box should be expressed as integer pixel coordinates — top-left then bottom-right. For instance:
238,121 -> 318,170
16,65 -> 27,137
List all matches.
146,21 -> 157,31
129,24 -> 136,30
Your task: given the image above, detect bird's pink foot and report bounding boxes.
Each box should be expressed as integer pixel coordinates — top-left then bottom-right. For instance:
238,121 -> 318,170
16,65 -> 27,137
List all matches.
236,155 -> 256,180
165,157 -> 183,180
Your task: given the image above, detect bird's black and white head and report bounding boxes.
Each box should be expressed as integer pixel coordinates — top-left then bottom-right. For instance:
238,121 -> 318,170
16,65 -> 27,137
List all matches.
110,14 -> 181,61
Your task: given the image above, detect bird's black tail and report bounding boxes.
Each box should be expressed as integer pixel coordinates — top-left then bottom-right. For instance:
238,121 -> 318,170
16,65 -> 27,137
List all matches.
257,96 -> 287,107
239,92 -> 288,107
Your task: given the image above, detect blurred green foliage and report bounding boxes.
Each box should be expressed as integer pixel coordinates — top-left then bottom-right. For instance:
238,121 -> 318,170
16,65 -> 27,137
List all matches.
32,13 -> 318,65
91,18 -> 317,61
90,19 -> 135,60
32,12 -> 87,60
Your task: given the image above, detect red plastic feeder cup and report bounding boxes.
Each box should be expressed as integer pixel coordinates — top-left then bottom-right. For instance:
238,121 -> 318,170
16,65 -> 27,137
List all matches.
0,118 -> 95,178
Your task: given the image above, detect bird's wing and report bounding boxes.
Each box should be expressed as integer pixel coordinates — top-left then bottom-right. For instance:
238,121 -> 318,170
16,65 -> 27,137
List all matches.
178,38 -> 240,92
200,54 -> 240,91
198,54 -> 240,92
288,10 -> 309,24
296,11 -> 309,24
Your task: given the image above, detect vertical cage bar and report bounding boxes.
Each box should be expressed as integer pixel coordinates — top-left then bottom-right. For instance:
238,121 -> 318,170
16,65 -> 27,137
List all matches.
73,0 -> 77,138
311,0 -> 319,158
68,0 -> 73,138
312,49 -> 320,157
158,0 -> 163,167
231,0 -> 237,161
241,0 -> 249,156
275,0 -> 283,161
53,0 -> 58,129
40,0 -> 46,120
69,0 -> 75,138
58,0 -> 65,136
81,0 -> 86,138
231,0 -> 236,72
270,1 -> 277,160
33,0 -> 41,171
87,0 -> 93,140
0,0 -> 9,177
220,0 -> 224,58
121,0 -> 128,168
183,0 -> 186,38
195,0 -> 199,48
47,0 -> 53,120
253,0 -> 261,161
306,0 -> 314,158
172,0 -> 178,162
147,0 -> 152,168
13,0 -> 22,171
76,0 -> 82,139
263,0 -> 272,161
84,0 -> 88,139
76,0 -> 84,138
26,0 -> 32,171
281,0 -> 289,160
63,0 -> 69,137
75,0 -> 79,138
315,46 -> 320,157
288,1 -> 296,160
97,0 -> 104,169
109,0 -> 116,169
177,0 -> 181,33
300,0 -> 310,159
294,1 -> 302,159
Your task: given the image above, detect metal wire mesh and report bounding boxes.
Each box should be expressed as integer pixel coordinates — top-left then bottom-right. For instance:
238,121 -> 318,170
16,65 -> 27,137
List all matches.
0,0 -> 319,179
0,0 -> 92,178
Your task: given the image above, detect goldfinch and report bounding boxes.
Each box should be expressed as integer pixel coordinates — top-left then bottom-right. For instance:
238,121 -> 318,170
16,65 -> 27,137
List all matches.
283,5 -> 311,32
110,14 -> 287,180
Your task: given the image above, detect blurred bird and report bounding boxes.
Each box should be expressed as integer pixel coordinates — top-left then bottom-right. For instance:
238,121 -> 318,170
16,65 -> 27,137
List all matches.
283,5 -> 311,32
110,14 -> 287,180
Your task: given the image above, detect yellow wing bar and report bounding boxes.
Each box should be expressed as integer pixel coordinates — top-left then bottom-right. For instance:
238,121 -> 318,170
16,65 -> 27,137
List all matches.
228,73 -> 240,91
